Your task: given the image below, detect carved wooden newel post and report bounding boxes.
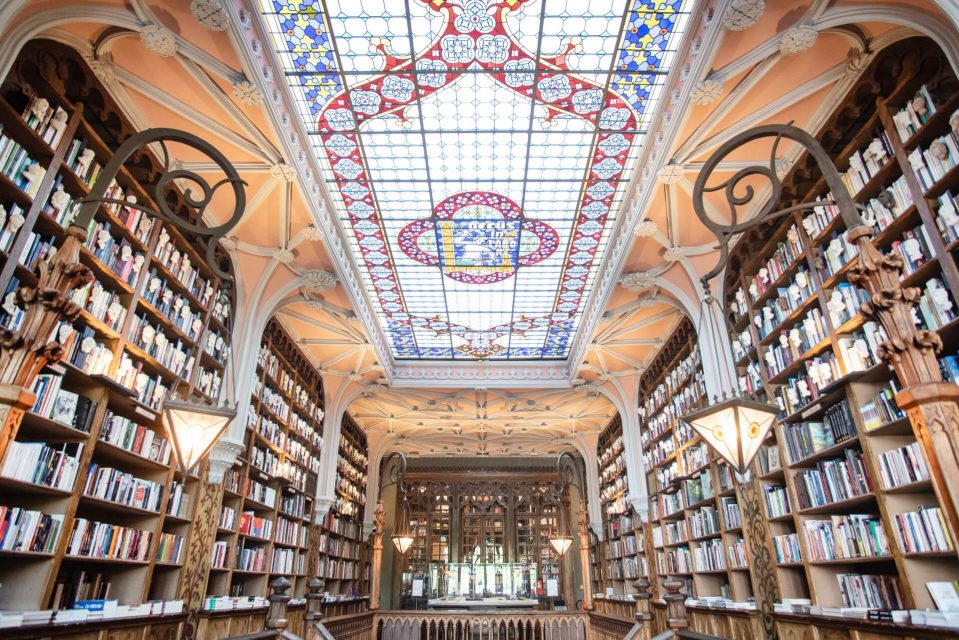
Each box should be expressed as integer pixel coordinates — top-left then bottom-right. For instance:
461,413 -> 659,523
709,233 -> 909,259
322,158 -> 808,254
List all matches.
578,502 -> 594,610
633,576 -> 652,640
662,579 -> 688,632
266,577 -> 292,632
848,227 -> 959,544
368,499 -> 386,610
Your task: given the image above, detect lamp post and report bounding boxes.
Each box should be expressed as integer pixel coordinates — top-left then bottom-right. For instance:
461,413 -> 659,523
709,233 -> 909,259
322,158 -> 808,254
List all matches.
687,123 -> 959,545
0,128 -> 246,473
548,451 -> 593,610
369,451 -> 413,610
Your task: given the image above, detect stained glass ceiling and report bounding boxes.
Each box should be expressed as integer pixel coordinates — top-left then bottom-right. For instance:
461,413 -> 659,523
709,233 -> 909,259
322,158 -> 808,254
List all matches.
258,0 -> 693,360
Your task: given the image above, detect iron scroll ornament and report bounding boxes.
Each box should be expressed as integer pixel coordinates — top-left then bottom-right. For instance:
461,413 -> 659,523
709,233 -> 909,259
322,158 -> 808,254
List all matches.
71,127 -> 247,282
691,123 -> 867,288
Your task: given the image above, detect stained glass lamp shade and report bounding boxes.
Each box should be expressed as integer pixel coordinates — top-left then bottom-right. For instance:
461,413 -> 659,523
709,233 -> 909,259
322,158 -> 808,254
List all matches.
682,396 -> 779,475
393,495 -> 415,554
548,534 -> 573,556
162,397 -> 236,473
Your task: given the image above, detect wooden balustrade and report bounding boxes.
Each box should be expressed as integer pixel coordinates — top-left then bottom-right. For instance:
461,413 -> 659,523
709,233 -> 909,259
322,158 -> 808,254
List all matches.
320,611 -> 376,640
373,611 -> 589,640
590,612 -> 640,640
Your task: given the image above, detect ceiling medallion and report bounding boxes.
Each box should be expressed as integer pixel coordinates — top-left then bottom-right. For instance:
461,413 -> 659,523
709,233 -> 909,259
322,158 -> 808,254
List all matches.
190,0 -> 230,31
140,24 -> 178,57
778,26 -> 818,56
398,191 -> 558,285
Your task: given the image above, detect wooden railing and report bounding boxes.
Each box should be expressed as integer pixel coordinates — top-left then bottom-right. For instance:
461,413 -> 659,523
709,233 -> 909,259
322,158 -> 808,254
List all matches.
373,611 -> 589,640
590,612 -> 640,640
322,611 -> 376,640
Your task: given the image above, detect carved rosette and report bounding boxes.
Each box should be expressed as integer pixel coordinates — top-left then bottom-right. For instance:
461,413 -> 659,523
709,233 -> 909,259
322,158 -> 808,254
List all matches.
0,230 -> 92,387
848,225 -> 959,542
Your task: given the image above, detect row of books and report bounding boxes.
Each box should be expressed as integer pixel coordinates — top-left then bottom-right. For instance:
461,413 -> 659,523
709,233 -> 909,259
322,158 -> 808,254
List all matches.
861,383 -> 904,431
236,545 -> 268,572
802,514 -> 890,561
154,227 -> 214,305
0,131 -> 45,197
893,506 -> 954,553
69,279 -> 127,331
792,448 -> 873,510
825,282 -> 869,329
763,307 -> 828,379
274,516 -> 306,547
890,84 -> 937,141
66,517 -> 152,561
29,373 -> 97,432
608,557 -> 644,579
840,130 -> 894,195
155,532 -> 184,564
917,276 -> 958,330
656,546 -> 692,574
688,506 -> 721,539
211,540 -> 230,568
1,441 -> 82,490
20,95 -> 69,149
684,471 -> 713,506
747,225 -> 805,301
98,412 -> 172,464
877,441 -> 930,489
64,137 -> 103,186
238,512 -> 273,539
219,506 -> 237,531
836,573 -> 905,609
129,314 -> 194,378
604,535 -> 637,558
243,473 -> 278,507
642,350 -> 701,416
764,484 -> 791,518
0,203 -> 26,254
49,570 -> 113,611
692,538 -> 727,572
271,547 -> 305,575
82,464 -> 164,512
83,220 -> 145,287
0,505 -> 63,553
780,399 -> 856,464
773,532 -> 802,565
755,273 -> 816,340
909,124 -> 959,192
141,270 -> 205,342
727,539 -> 748,569
114,352 -> 168,410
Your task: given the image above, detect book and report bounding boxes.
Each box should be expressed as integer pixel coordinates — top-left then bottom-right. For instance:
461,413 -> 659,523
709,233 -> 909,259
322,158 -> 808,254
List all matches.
929,581 -> 959,612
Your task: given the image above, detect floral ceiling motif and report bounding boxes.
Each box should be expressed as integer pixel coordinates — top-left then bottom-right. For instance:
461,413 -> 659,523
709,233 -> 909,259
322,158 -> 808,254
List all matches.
258,0 -> 693,360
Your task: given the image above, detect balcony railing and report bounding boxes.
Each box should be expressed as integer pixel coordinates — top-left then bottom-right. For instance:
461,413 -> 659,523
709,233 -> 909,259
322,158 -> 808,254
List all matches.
374,611 -> 589,640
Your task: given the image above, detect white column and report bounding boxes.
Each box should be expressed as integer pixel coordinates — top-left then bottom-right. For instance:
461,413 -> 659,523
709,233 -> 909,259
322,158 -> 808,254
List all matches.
696,295 -> 739,400
601,375 -> 649,524
570,432 -> 603,537
315,376 -> 361,518
363,431 -> 397,535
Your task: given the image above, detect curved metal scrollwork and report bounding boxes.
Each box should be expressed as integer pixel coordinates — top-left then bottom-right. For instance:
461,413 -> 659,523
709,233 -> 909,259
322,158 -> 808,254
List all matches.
383,451 -> 409,494
692,123 -> 866,286
73,128 -> 246,281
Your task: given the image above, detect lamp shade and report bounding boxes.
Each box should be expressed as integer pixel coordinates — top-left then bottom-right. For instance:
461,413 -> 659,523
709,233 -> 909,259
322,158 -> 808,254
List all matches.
548,535 -> 573,556
392,533 -> 415,554
161,397 -> 236,473
682,396 -> 778,475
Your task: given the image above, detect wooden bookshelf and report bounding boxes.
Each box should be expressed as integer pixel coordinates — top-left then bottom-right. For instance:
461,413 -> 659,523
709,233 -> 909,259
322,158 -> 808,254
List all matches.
637,319 -> 753,603
321,414 -> 369,597
0,40 -> 230,612
206,319 -> 324,599
596,414 -> 648,598
721,38 -> 959,613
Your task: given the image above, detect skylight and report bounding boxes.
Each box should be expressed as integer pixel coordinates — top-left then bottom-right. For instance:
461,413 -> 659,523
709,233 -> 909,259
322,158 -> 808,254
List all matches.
259,0 -> 693,360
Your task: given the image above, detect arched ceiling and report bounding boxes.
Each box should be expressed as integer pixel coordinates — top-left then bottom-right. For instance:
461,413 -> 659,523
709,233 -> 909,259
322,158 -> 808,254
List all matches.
2,0 -> 956,457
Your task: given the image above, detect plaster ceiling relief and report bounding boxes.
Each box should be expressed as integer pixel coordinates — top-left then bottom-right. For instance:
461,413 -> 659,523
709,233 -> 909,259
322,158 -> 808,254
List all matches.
347,386 -> 616,456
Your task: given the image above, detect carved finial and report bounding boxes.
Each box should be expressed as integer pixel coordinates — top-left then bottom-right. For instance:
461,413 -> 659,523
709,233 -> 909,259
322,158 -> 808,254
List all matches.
140,24 -> 178,57
778,26 -> 818,56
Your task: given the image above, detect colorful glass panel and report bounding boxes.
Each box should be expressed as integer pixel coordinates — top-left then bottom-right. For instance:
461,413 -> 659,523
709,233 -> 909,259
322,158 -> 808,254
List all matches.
258,0 -> 694,360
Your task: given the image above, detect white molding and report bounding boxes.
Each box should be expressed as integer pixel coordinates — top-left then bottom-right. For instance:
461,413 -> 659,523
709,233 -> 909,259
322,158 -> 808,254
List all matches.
390,362 -> 571,388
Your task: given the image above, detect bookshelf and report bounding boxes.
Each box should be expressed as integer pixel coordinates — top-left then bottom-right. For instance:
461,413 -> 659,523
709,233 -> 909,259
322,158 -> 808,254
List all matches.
596,414 -> 648,598
0,40 -> 230,612
206,319 -> 324,599
321,413 -> 369,597
721,38 -> 959,613
638,319 -> 753,603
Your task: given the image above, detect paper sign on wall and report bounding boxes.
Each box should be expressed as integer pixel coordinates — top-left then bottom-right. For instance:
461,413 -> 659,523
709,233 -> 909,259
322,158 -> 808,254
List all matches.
412,580 -> 424,597
546,579 -> 559,597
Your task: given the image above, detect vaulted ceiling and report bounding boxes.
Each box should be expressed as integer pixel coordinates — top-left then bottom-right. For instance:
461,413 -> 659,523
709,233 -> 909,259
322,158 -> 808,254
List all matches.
3,0 -> 956,457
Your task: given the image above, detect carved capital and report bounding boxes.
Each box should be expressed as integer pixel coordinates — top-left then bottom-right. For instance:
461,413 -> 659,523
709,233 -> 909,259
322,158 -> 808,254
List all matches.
207,438 -> 246,483
634,219 -> 659,238
301,270 -> 337,291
